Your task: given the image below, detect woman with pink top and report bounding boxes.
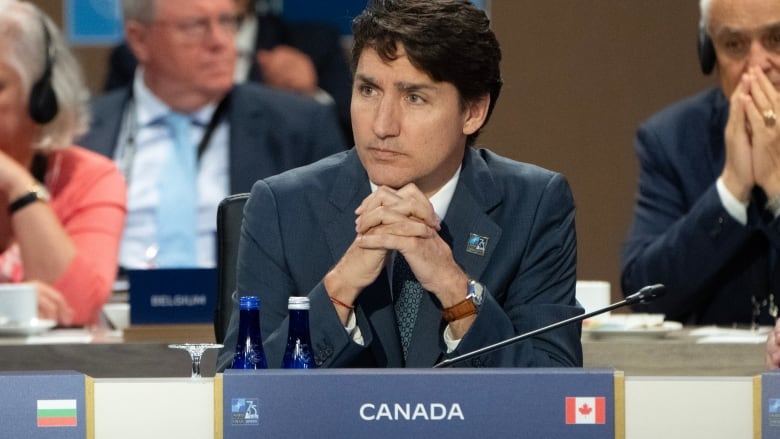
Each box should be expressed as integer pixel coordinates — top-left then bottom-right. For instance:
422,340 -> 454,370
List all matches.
0,0 -> 127,326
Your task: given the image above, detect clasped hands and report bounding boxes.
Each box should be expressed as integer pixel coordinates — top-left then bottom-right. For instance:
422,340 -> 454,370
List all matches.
723,66 -> 780,202
325,183 -> 469,323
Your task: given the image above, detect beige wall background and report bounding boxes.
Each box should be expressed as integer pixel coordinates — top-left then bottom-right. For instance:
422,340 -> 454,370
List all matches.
32,0 -> 718,303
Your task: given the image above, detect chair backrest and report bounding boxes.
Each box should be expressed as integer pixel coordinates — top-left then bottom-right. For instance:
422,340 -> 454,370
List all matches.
215,193 -> 250,344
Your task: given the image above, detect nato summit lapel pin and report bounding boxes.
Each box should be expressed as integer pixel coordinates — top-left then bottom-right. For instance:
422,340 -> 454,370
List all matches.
466,233 -> 489,256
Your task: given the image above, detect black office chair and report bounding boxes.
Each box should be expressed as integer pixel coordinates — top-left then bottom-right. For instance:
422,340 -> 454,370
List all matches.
215,193 -> 250,344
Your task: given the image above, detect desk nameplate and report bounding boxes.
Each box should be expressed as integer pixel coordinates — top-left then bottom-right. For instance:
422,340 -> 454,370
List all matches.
128,268 -> 216,325
0,370 -> 89,439
761,372 -> 780,438
221,368 -> 616,439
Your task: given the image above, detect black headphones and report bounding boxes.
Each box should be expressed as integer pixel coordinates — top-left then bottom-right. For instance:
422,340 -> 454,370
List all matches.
698,26 -> 716,75
28,14 -> 58,124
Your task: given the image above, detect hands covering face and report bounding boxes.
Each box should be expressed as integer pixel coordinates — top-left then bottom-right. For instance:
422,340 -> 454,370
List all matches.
256,45 -> 319,97
723,66 -> 780,202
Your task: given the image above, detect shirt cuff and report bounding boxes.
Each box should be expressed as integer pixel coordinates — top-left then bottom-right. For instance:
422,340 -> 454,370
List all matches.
343,310 -> 364,345
716,177 -> 748,225
766,193 -> 780,218
442,324 -> 462,353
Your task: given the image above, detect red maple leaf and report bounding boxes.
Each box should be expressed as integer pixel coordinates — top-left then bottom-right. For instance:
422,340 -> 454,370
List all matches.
578,403 -> 593,415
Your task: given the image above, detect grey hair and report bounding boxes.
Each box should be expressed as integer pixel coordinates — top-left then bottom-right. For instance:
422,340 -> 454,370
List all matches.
699,0 -> 712,34
121,0 -> 157,23
0,0 -> 90,151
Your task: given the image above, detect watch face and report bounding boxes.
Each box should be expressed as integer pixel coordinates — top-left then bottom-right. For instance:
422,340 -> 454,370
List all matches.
468,280 -> 485,306
34,184 -> 50,202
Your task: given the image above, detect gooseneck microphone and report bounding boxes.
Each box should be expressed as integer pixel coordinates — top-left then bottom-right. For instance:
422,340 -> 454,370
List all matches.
433,284 -> 666,368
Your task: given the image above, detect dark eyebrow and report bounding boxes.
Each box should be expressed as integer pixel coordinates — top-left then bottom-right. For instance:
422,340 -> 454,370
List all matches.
354,73 -> 437,92
355,73 -> 378,87
396,81 -> 436,93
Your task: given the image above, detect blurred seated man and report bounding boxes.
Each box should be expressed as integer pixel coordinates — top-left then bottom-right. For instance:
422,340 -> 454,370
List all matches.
217,0 -> 582,370
0,0 -> 127,325
621,0 -> 780,326
104,0 -> 353,143
78,0 -> 345,269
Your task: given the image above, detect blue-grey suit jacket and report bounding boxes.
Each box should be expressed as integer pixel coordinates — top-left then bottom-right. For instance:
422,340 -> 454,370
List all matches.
621,88 -> 780,325
78,82 -> 346,194
217,147 -> 582,370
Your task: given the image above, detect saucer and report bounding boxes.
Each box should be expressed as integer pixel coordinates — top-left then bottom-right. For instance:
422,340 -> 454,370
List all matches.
0,318 -> 56,336
584,320 -> 683,340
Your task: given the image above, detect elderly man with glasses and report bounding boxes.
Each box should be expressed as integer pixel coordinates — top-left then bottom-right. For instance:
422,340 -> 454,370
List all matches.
79,0 -> 345,270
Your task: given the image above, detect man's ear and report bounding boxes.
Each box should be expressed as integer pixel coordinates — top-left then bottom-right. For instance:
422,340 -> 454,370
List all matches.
462,94 -> 490,136
124,22 -> 150,63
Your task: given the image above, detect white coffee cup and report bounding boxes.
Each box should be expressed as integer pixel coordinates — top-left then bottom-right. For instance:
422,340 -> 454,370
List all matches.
575,280 -> 611,320
102,302 -> 130,330
0,283 -> 37,326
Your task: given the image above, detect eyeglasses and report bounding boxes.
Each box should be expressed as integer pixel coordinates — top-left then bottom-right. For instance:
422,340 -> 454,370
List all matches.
152,13 -> 242,41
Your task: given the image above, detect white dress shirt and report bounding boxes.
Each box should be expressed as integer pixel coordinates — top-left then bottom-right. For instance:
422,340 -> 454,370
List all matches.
114,70 -> 230,268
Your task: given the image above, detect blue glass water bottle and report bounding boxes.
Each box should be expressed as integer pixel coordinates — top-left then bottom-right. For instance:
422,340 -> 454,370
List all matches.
231,296 -> 268,369
282,296 -> 317,368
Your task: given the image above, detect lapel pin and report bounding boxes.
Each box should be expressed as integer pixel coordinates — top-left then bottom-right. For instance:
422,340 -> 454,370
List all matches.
466,233 -> 489,256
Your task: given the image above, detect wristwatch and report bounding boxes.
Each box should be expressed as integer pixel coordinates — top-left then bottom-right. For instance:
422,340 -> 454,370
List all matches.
8,182 -> 50,214
441,279 -> 484,322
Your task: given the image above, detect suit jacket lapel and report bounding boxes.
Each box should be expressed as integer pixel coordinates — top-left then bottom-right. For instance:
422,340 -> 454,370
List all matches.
227,85 -> 272,193
446,148 -> 503,282
322,150 -> 369,261
83,88 -> 131,158
407,148 -> 503,367
707,89 -> 729,181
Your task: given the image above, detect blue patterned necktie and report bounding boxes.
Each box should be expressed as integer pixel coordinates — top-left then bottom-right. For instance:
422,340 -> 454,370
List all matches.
392,253 -> 425,361
155,112 -> 198,267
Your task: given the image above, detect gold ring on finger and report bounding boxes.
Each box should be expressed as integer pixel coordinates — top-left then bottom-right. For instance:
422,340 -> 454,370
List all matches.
764,109 -> 777,127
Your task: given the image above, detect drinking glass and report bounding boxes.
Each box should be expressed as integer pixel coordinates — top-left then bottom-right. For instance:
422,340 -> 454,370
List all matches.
168,343 -> 223,378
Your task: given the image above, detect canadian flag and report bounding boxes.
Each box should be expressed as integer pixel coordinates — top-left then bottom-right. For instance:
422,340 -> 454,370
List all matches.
565,397 -> 606,424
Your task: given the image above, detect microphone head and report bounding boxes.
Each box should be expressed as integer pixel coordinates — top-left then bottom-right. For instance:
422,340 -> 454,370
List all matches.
626,284 -> 666,305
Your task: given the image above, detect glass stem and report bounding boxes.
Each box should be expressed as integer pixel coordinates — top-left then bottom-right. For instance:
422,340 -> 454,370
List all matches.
191,353 -> 202,378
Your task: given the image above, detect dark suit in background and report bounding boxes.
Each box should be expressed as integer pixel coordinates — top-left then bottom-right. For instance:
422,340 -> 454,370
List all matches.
103,14 -> 353,144
621,88 -> 779,326
216,148 -> 582,370
78,82 -> 345,195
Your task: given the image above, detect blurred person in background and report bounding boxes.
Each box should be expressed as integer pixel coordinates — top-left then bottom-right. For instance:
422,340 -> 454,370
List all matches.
78,0 -> 345,270
622,0 -> 780,327
104,0 -> 354,143
0,0 -> 127,325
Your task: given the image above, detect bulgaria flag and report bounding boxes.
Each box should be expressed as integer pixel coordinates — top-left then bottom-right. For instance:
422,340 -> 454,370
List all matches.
565,396 -> 606,424
37,399 -> 77,427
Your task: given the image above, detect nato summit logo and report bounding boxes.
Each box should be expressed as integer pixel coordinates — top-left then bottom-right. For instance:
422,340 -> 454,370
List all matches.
769,398 -> 780,428
466,233 -> 488,256
231,398 -> 259,426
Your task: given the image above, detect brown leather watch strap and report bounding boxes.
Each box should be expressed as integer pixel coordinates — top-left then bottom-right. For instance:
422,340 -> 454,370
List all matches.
441,298 -> 477,322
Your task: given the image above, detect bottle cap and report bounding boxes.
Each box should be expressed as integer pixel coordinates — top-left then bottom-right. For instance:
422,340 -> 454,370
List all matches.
239,296 -> 260,310
288,296 -> 310,310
